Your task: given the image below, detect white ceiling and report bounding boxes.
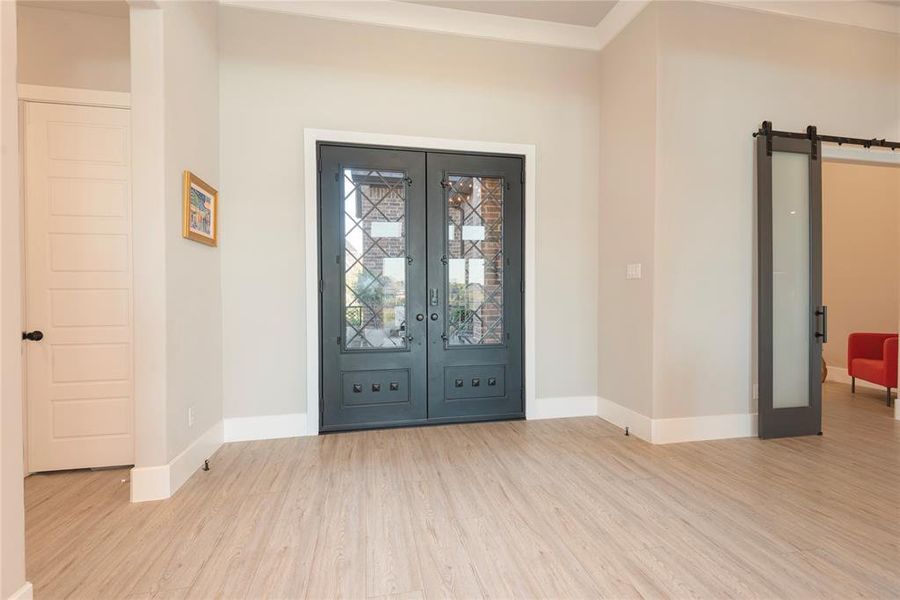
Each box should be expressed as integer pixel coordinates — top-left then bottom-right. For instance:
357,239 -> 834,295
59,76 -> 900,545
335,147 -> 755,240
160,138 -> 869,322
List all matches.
18,0 -> 129,18
403,1 -> 619,27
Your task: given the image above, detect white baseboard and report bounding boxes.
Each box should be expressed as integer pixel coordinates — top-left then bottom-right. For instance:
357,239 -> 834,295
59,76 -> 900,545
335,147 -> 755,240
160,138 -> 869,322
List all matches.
825,365 -> 884,391
223,413 -> 308,442
7,582 -> 33,600
129,464 -> 170,503
594,396 -> 756,444
527,395 -> 597,420
651,412 -> 757,444
169,420 -> 223,493
130,420 -> 223,503
596,395 -> 653,441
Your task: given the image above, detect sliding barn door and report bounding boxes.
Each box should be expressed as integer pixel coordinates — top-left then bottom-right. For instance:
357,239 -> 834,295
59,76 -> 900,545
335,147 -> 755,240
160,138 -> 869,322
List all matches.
757,132 -> 823,439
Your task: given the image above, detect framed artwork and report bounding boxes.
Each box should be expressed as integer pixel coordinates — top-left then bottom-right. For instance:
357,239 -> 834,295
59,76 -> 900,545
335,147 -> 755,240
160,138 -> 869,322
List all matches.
182,171 -> 218,246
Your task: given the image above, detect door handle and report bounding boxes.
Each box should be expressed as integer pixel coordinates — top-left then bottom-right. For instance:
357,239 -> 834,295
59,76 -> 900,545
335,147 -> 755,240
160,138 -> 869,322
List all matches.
416,313 -> 425,321
815,306 -> 827,343
430,313 -> 439,321
429,288 -> 439,307
22,330 -> 43,341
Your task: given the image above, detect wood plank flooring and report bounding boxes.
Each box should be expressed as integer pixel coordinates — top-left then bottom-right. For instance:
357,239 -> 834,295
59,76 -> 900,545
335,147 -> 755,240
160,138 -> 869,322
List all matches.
26,382 -> 900,599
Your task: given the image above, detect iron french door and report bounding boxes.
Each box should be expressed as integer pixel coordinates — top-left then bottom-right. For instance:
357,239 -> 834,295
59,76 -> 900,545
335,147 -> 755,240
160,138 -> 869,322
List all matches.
426,153 -> 524,421
319,146 -> 428,430
318,144 -> 524,431
757,132 -> 824,439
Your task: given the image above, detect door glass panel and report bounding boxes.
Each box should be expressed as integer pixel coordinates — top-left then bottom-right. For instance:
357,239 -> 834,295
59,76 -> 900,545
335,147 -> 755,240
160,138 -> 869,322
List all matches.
343,168 -> 407,350
445,175 -> 504,345
771,152 -> 810,408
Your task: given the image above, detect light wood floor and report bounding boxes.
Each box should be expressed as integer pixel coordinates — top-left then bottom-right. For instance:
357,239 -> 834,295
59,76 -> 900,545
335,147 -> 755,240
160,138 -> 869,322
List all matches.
26,382 -> 900,599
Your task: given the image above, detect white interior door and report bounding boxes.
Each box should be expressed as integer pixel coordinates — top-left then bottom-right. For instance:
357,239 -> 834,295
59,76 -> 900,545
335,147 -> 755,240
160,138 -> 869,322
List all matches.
24,101 -> 134,472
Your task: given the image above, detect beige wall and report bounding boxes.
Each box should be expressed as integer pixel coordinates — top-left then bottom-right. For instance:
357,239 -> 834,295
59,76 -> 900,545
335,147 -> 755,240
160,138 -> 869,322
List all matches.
1,1 -> 27,597
130,1 -> 222,473
822,161 -> 900,369
599,1 -> 899,422
17,4 -> 130,91
130,5 -> 168,469
652,2 -> 898,420
219,7 -> 602,420
597,4 -> 657,419
163,1 -> 222,461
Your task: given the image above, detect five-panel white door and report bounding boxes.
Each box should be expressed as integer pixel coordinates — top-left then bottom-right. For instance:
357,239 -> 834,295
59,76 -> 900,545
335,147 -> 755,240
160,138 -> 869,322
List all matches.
24,101 -> 134,472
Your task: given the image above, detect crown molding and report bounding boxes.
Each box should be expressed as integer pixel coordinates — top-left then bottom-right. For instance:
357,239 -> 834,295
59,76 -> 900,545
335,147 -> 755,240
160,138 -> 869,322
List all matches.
705,0 -> 900,35
219,0 -> 650,51
218,0 -> 898,51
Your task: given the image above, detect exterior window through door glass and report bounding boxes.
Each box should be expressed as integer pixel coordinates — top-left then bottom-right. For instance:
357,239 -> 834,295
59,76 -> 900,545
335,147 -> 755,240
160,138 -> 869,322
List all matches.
446,175 -> 504,345
771,152 -> 810,408
343,168 -> 407,350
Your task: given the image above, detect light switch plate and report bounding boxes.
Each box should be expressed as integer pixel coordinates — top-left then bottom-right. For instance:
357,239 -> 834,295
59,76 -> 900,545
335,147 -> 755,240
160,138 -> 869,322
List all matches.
626,263 -> 642,280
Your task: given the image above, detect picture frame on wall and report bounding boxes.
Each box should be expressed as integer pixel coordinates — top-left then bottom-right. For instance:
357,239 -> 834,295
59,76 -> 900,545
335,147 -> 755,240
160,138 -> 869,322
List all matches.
182,170 -> 218,246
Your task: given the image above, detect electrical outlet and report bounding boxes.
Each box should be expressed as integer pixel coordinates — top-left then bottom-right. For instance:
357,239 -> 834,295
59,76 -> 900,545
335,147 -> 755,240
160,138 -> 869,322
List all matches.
626,263 -> 642,280
188,406 -> 196,428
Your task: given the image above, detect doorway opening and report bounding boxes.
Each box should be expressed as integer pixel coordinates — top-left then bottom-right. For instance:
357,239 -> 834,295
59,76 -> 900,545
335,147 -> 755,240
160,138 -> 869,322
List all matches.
18,0 -> 133,474
318,144 -> 525,432
821,159 -> 900,418
755,121 -> 900,438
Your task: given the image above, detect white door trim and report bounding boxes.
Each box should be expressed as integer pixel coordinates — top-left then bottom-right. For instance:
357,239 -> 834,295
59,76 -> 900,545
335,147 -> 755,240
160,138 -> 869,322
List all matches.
822,144 -> 900,167
303,128 -> 537,435
17,84 -> 130,109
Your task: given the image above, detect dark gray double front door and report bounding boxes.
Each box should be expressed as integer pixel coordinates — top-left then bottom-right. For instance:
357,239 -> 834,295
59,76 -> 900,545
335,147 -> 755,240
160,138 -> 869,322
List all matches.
319,144 -> 524,431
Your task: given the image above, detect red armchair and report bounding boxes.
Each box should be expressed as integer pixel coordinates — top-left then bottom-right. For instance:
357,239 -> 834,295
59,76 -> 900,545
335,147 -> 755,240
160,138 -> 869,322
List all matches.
848,333 -> 897,407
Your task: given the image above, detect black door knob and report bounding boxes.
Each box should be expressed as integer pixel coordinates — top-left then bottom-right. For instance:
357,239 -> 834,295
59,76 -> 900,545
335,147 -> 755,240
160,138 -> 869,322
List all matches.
430,313 -> 439,321
22,330 -> 43,341
416,313 -> 425,321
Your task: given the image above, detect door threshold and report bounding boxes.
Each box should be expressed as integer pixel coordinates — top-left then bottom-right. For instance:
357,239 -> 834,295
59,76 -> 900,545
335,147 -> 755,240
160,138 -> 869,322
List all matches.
320,413 -> 525,434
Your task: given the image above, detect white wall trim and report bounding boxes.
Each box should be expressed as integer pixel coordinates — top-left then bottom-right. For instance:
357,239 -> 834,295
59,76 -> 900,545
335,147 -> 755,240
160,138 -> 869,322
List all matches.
528,396 -> 597,420
224,413 -> 308,442
596,395 -> 653,442
595,1 -> 652,50
7,582 -> 33,600
706,0 -> 900,35
651,412 -> 757,444
595,396 -> 758,444
221,0 -> 648,51
822,144 -> 900,167
304,128 -> 536,435
129,464 -> 169,503
17,84 -> 130,108
130,420 -> 223,503
220,0 -> 897,49
825,365 -> 885,391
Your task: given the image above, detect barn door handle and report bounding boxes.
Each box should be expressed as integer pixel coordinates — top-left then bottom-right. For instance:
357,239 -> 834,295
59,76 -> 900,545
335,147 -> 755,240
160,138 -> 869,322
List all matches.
815,306 -> 827,343
22,330 -> 44,341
